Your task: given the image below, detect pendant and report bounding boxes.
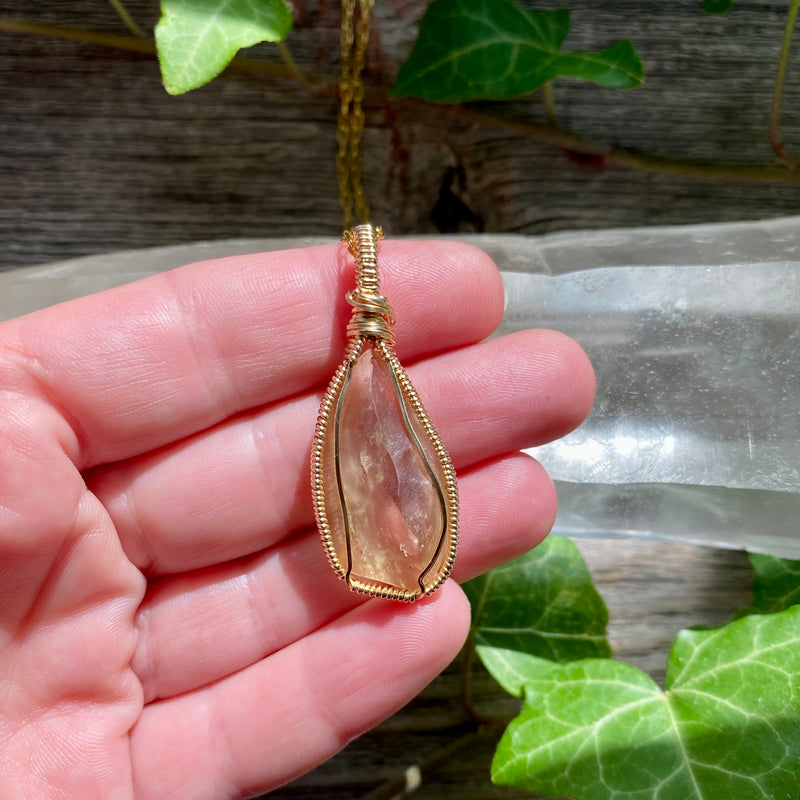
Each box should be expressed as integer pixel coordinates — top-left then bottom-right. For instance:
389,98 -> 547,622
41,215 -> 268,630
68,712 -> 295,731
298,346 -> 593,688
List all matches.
311,224 -> 459,601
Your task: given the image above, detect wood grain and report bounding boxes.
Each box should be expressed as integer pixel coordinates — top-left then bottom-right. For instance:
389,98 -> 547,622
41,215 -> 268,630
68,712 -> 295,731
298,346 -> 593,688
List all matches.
270,538 -> 753,800
0,3 -> 773,797
2,1 -> 800,271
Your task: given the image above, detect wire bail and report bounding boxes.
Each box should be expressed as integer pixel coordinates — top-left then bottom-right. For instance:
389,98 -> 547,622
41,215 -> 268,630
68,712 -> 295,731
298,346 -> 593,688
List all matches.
344,223 -> 394,343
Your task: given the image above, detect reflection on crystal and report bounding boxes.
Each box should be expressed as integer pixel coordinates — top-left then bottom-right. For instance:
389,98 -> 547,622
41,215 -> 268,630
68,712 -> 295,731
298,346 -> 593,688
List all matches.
6,216 -> 800,557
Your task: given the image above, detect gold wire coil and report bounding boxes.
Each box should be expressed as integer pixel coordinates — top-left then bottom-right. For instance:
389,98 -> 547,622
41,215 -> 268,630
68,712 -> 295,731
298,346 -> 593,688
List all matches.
344,223 -> 394,343
346,291 -> 394,342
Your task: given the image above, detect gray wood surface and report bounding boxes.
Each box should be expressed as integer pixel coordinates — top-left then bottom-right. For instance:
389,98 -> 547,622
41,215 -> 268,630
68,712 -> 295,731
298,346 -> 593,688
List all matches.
273,538 -> 753,800
2,1 -> 800,270
0,3 -> 775,798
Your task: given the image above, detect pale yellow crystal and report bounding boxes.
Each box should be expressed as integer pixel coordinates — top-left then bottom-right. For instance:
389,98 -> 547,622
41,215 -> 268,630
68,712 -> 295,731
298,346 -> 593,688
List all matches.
328,344 -> 448,593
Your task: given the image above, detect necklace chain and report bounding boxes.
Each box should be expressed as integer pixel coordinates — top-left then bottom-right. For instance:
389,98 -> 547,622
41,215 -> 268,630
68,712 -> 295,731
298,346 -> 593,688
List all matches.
337,0 -> 374,229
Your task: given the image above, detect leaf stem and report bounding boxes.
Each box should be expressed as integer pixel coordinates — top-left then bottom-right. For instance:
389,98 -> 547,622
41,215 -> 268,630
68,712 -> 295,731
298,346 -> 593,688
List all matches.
3,17 -> 800,185
446,104 -> 800,184
276,40 -> 303,83
769,0 -> 800,167
0,18 -> 329,88
107,0 -> 146,38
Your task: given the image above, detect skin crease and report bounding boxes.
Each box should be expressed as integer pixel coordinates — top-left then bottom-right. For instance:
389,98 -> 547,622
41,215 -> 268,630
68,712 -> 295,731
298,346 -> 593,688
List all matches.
0,240 -> 594,800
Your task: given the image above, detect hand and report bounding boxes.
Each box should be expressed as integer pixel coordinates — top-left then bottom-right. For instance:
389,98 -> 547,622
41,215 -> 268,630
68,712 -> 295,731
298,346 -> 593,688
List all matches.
0,240 -> 593,799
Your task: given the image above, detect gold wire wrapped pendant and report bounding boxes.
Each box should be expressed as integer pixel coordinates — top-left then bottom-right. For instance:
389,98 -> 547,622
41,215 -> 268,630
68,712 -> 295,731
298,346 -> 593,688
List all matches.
312,224 -> 458,601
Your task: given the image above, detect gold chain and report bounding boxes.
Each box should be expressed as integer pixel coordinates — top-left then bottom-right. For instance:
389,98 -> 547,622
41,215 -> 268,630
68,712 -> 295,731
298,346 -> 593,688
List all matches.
337,0 -> 374,229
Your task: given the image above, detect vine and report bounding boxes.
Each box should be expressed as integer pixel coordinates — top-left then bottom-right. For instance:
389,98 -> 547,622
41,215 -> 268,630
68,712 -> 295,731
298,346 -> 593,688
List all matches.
2,4 -> 799,798
1,0 -> 799,184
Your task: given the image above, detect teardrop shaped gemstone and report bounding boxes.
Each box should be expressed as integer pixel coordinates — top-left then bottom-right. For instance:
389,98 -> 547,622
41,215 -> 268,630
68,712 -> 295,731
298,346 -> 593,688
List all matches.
313,341 -> 457,601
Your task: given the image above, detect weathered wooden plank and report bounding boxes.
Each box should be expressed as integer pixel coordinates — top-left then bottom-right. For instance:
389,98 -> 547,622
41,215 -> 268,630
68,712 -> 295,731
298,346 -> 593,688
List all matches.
2,1 -> 800,270
0,4 -> 776,796
267,537 -> 752,799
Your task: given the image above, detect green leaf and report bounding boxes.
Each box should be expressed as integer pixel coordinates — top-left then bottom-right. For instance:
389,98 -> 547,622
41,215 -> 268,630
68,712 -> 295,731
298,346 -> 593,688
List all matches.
476,646 -> 564,697
156,0 -> 293,95
463,535 -> 611,664
391,0 -> 645,102
552,40 -> 646,90
490,605 -> 800,800
703,0 -> 734,13
744,553 -> 800,615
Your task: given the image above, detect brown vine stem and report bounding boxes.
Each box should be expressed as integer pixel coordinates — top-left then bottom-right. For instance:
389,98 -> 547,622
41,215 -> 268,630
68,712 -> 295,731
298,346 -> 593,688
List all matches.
0,19 -> 328,88
444,103 -> 800,185
3,17 -> 800,185
769,0 -> 800,167
0,18 -> 155,54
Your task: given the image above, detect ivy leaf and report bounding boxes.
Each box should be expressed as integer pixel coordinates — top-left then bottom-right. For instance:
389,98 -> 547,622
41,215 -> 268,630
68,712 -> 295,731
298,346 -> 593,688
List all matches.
156,0 -> 293,95
740,553 -> 800,616
463,535 -> 611,663
391,0 -> 644,102
487,605 -> 800,800
703,0 -> 734,13
476,646 -> 563,697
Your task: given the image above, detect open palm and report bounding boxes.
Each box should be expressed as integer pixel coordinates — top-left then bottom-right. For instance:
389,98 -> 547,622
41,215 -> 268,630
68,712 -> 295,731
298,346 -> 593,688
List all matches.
0,240 -> 593,799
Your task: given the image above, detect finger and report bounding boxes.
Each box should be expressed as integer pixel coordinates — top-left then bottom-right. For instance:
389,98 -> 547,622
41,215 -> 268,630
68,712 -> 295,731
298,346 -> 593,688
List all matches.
90,328 -> 593,574
130,581 -> 471,800
132,452 -> 553,703
2,241 -> 503,469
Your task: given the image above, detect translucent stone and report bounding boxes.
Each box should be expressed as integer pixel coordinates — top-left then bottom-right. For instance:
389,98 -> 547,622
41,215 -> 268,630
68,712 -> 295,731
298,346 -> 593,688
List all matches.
322,344 -> 451,595
9,217 -> 800,559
